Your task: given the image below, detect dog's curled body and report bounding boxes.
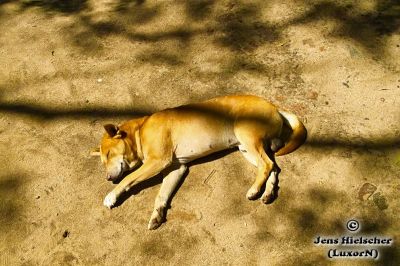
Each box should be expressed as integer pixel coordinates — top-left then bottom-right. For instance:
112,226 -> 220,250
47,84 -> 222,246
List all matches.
94,95 -> 307,229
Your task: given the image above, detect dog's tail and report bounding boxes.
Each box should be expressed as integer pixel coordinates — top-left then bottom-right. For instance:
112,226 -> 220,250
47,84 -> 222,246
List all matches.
274,110 -> 307,156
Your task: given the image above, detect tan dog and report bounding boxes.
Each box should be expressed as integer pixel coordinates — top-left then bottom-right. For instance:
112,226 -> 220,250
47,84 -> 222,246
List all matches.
91,95 -> 307,229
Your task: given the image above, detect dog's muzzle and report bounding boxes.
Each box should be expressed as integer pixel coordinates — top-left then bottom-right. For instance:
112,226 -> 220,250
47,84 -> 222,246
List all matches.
106,163 -> 124,181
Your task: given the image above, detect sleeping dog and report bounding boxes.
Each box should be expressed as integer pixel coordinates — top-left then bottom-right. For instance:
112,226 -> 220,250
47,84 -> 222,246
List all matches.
91,95 -> 307,229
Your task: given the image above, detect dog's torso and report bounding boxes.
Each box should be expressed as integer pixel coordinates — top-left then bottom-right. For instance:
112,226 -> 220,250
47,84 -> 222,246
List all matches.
136,95 -> 282,163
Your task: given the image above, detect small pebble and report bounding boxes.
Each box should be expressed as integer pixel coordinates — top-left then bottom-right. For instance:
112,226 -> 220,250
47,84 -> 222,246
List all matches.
97,78 -> 103,83
63,230 -> 69,238
35,195 -> 40,199
373,192 -> 388,210
358,183 -> 377,201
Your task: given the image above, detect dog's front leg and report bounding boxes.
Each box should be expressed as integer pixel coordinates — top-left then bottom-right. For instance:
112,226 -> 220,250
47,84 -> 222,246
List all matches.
103,159 -> 171,208
148,164 -> 187,230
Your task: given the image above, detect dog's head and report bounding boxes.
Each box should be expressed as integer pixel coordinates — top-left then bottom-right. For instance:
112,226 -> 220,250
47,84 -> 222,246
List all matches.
92,124 -> 141,181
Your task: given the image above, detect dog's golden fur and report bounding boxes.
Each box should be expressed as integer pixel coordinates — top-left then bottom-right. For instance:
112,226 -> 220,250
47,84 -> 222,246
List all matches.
92,95 -> 307,229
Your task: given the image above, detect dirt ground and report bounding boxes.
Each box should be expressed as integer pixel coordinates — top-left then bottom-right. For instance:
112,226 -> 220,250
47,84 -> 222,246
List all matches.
0,0 -> 399,265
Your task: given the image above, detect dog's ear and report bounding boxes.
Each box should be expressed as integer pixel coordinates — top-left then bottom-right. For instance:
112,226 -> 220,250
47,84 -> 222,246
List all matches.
104,124 -> 118,137
114,129 -> 127,139
90,147 -> 100,156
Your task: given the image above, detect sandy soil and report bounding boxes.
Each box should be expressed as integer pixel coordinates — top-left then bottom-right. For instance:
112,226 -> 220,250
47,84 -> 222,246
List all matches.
0,0 -> 399,265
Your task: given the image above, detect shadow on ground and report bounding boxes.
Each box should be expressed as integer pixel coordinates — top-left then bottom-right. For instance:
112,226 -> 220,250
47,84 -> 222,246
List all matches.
0,175 -> 23,227
1,0 -> 397,65
291,0 -> 400,57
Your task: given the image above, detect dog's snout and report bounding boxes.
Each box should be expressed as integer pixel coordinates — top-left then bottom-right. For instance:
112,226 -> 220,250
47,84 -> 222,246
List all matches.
105,159 -> 125,182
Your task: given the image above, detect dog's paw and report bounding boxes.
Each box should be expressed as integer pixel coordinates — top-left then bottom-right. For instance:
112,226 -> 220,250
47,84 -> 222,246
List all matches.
261,186 -> 278,204
261,192 -> 275,204
147,209 -> 164,230
246,187 -> 259,200
103,192 -> 117,209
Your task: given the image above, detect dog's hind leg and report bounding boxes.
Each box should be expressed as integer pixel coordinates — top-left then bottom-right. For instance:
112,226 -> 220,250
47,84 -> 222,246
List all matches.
235,128 -> 275,200
247,141 -> 274,200
148,164 -> 187,230
260,160 -> 280,204
238,144 -> 258,167
238,139 -> 280,203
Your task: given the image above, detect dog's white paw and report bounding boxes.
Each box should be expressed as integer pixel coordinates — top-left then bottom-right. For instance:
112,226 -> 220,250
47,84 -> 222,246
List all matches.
261,192 -> 274,204
261,185 -> 277,204
147,209 -> 164,230
246,187 -> 259,200
103,192 -> 117,209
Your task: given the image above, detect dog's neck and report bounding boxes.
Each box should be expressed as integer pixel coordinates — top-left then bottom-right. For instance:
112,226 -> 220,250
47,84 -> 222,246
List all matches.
121,116 -> 148,162
134,129 -> 144,161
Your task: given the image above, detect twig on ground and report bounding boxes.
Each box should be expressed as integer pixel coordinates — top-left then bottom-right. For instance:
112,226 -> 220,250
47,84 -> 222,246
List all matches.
204,169 -> 216,185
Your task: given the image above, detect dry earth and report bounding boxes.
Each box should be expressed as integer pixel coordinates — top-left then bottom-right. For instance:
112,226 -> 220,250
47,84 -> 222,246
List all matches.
0,0 -> 399,265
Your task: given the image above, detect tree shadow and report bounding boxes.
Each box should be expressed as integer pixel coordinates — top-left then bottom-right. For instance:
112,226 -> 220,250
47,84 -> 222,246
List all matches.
0,175 -> 25,238
2,0 -> 397,66
1,96 -> 399,155
380,245 -> 400,266
250,184 -> 398,264
0,0 -> 15,5
117,0 -> 146,11
218,54 -> 269,76
306,135 -> 400,151
136,50 -> 184,66
289,0 -> 400,58
114,0 -> 160,24
184,0 -> 215,21
214,2 -> 281,51
0,101 -> 151,120
21,0 -> 88,14
2,0 -> 396,82
0,176 -> 21,222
